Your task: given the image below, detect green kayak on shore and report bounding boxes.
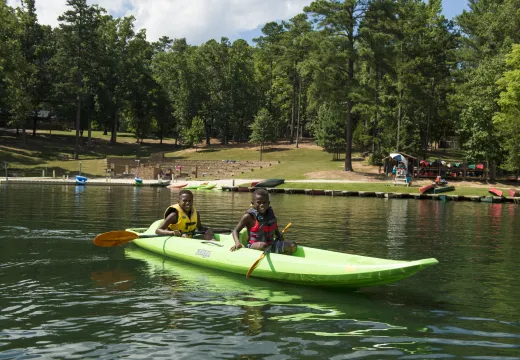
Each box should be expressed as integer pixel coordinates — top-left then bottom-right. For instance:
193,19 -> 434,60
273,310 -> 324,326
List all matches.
183,182 -> 216,190
127,220 -> 438,288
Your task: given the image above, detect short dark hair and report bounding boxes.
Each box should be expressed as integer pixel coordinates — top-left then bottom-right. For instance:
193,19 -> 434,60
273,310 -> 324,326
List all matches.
252,188 -> 269,199
179,189 -> 193,198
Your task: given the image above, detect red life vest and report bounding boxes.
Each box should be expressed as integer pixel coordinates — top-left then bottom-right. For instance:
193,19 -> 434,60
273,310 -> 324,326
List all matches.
247,207 -> 277,244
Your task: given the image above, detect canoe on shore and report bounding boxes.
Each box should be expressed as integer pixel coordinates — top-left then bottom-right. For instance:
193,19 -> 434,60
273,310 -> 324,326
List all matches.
167,183 -> 187,189
420,183 -> 436,194
184,182 -> 208,190
433,185 -> 455,194
253,179 -> 285,188
124,220 -> 439,288
198,183 -> 216,190
508,188 -> 520,197
488,188 -> 503,197
481,196 -> 502,203
149,180 -> 170,188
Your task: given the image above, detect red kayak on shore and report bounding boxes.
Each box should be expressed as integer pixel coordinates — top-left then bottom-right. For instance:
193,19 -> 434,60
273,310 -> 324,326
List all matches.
488,188 -> 503,197
509,188 -> 520,197
420,183 -> 436,194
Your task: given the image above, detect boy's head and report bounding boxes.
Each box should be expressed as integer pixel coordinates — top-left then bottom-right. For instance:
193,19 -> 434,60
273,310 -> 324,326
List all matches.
251,189 -> 270,214
178,189 -> 194,212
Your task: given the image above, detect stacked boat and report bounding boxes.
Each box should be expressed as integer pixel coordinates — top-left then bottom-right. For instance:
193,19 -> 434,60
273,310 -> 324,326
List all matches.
419,183 -> 455,194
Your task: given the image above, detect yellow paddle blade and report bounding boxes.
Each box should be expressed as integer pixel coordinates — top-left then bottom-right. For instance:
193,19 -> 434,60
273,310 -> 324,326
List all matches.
246,253 -> 266,278
93,231 -> 139,247
281,222 -> 292,233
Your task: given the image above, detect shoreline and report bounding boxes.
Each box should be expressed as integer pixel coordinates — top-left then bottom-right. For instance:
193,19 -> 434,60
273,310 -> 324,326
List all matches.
2,176 -> 519,205
0,177 -> 259,187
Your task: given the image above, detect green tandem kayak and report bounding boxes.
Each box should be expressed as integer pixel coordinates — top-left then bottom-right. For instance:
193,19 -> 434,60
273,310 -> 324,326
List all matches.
127,220 -> 438,288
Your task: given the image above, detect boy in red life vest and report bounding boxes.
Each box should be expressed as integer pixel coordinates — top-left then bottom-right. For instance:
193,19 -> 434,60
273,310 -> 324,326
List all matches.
230,189 -> 297,254
155,189 -> 214,239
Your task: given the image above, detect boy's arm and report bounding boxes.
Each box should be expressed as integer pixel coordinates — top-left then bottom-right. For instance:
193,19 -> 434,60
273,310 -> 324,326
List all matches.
155,212 -> 181,236
274,225 -> 284,242
231,214 -> 252,251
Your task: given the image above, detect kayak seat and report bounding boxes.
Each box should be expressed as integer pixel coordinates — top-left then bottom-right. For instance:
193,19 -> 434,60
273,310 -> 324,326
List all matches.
238,228 -> 249,246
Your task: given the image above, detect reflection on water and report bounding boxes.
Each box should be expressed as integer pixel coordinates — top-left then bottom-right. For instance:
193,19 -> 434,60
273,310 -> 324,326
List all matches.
386,198 -> 408,259
1,184 -> 520,359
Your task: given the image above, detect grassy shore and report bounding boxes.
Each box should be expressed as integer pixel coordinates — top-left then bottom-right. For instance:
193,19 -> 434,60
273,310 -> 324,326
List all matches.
0,129 -> 175,176
167,146 -> 356,180
1,129 -> 517,197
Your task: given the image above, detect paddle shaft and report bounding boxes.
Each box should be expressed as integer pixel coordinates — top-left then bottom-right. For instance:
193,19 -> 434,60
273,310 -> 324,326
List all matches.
139,228 -> 230,238
245,222 -> 291,278
94,228 -> 232,247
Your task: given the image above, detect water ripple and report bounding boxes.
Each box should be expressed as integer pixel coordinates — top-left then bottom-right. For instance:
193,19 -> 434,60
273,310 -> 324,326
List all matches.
1,186 -> 520,359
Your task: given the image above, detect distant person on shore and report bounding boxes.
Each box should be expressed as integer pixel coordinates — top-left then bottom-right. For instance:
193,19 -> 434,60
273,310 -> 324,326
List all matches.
392,165 -> 397,180
230,189 -> 296,254
156,189 -> 214,239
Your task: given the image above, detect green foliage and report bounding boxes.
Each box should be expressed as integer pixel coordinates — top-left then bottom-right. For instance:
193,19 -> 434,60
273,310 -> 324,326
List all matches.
181,116 -> 205,148
494,44 -> 520,172
2,0 -> 520,173
367,152 -> 383,166
455,0 -> 520,177
95,15 -> 137,144
250,108 -> 276,160
312,104 -> 344,160
457,53 -> 505,164
0,2 -> 29,130
250,108 -> 276,144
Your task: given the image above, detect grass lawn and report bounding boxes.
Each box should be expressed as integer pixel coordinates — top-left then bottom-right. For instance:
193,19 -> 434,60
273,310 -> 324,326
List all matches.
166,146 -> 360,180
0,130 -> 177,176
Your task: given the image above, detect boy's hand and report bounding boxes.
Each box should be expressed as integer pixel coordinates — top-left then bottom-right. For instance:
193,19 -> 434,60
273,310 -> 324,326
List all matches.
230,242 -> 244,252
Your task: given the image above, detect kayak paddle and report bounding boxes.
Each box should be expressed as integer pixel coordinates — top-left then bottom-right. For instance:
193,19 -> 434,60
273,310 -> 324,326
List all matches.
245,222 -> 291,279
94,228 -> 232,247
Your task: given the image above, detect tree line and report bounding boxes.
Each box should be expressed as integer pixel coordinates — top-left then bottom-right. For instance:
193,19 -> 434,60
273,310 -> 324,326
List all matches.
1,0 -> 519,175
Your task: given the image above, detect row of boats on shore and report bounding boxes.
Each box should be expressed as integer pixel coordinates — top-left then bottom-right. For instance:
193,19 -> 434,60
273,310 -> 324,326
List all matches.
76,175 -> 520,199
488,187 -> 520,198
75,175 -> 286,190
76,175 -> 219,189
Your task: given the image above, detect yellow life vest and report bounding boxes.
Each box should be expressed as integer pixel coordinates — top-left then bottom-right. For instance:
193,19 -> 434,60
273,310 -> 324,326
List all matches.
164,204 -> 198,235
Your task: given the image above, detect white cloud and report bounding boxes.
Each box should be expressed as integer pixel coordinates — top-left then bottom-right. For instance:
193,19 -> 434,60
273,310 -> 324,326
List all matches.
7,0 -> 313,44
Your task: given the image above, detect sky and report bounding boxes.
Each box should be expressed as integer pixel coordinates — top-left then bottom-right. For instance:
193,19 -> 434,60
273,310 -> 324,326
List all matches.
7,0 -> 469,45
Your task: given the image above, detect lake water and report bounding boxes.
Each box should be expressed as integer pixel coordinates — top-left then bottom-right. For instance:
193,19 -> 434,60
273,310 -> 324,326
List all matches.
1,184 -> 519,359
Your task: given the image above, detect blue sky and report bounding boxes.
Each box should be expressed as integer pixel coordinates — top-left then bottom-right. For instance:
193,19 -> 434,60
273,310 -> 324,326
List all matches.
235,0 -> 470,44
442,0 -> 469,19
8,0 -> 470,45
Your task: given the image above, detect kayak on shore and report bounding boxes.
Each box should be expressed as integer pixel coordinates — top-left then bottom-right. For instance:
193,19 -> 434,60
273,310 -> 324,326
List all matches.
184,182 -> 216,190
75,175 -> 88,185
253,178 -> 285,188
123,220 -> 439,288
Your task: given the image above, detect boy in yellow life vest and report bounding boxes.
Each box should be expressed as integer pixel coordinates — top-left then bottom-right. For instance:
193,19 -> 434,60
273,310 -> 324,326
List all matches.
156,189 -> 214,239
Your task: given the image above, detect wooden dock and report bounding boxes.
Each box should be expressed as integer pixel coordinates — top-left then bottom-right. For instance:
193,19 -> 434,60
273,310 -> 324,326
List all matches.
4,179 -> 518,205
